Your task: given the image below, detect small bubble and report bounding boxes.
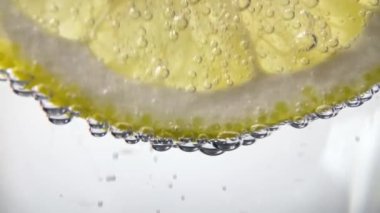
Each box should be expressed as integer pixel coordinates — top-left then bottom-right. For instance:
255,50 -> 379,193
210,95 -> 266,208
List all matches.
137,37 -> 148,48
143,10 -> 153,20
227,79 -> 234,86
300,57 -> 310,65
203,81 -> 212,90
169,30 -> 179,40
212,47 -> 222,56
173,15 -> 189,30
282,9 -> 295,20
97,201 -> 104,208
210,40 -> 218,48
168,183 -> 173,189
106,175 -> 117,182
240,40 -> 249,49
185,85 -> 196,93
293,22 -> 302,29
302,0 -> 319,8
328,38 -> 339,48
164,8 -> 175,18
295,32 -> 318,51
48,18 -> 60,28
193,55 -> 203,64
129,7 -> 141,19
188,70 -> 197,78
154,65 -> 170,79
112,152 -> 119,160
153,156 -> 158,163
233,0 -> 251,11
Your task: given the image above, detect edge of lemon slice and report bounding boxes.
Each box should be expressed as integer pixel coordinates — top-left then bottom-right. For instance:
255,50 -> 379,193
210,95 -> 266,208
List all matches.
0,1 -> 380,140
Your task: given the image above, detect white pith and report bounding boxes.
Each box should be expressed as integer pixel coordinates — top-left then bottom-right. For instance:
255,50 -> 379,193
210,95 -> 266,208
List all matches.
1,0 -> 380,126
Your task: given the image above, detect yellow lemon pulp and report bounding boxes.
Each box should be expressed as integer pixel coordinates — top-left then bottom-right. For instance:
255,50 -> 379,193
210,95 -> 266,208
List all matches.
11,0 -> 374,91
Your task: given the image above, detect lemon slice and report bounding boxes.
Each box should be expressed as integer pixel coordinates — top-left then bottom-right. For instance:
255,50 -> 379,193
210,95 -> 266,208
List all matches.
0,0 -> 379,140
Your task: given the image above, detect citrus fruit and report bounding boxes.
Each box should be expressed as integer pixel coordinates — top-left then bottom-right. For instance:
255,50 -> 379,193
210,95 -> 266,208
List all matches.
0,0 -> 379,142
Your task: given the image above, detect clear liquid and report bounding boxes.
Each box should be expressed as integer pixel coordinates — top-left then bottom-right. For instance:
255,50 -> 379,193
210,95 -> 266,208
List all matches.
1,81 -> 380,213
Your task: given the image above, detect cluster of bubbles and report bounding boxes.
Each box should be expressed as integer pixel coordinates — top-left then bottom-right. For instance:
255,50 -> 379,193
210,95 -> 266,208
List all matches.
2,68 -> 379,156
244,0 -> 370,73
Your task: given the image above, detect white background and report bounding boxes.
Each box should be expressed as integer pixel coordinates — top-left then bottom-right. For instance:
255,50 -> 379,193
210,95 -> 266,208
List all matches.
0,82 -> 379,213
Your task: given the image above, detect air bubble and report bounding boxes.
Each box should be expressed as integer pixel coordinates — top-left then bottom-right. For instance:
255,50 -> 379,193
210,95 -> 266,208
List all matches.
169,30 -> 179,40
199,142 -> 224,156
129,7 -> 141,19
106,175 -> 117,182
290,117 -> 309,129
10,80 -> 34,97
164,7 -> 175,18
168,183 -> 173,189
110,126 -> 129,138
282,9 -> 295,20
213,138 -> 241,151
143,10 -> 153,20
97,201 -> 104,208
151,139 -> 173,151
315,105 -> 337,119
125,134 -> 140,144
173,15 -> 189,30
48,113 -> 73,125
302,0 -> 319,8
193,55 -> 203,64
233,0 -> 251,11
88,119 -> 109,137
241,134 -> 256,146
328,38 -> 339,48
295,32 -> 318,51
178,139 -> 199,152
251,125 -> 270,139
137,37 -> 148,48
154,65 -> 170,79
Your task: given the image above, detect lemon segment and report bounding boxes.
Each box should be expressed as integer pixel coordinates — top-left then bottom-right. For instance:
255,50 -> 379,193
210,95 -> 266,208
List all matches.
13,0 -> 257,92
